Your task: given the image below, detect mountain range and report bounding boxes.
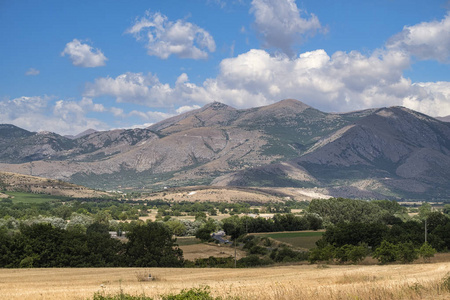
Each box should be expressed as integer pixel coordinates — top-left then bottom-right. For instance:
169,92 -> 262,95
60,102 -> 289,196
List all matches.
1,99 -> 450,201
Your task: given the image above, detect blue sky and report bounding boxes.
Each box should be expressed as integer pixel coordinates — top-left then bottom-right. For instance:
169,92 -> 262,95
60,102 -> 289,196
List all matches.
1,0 -> 449,135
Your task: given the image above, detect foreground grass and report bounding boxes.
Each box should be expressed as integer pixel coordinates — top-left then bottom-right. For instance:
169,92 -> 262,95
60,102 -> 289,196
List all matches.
1,262 -> 449,300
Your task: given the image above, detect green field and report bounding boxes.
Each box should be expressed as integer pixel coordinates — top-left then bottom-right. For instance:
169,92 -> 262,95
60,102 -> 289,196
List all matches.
4,192 -> 66,203
176,236 -> 202,246
256,231 -> 324,249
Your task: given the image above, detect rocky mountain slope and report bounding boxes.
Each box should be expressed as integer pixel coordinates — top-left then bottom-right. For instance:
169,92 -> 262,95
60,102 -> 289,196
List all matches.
1,99 -> 449,200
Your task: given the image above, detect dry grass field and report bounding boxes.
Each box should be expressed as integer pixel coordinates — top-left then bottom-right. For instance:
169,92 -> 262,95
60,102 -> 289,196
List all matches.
0,261 -> 449,300
141,186 -> 330,203
0,171 -> 111,199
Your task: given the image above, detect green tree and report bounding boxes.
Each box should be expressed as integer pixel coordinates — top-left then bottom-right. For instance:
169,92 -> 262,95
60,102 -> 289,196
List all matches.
373,240 -> 398,264
396,241 -> 418,264
195,227 -> 213,242
125,221 -> 183,267
222,215 -> 246,241
418,242 -> 437,262
348,244 -> 368,264
166,220 -> 186,236
418,203 -> 432,220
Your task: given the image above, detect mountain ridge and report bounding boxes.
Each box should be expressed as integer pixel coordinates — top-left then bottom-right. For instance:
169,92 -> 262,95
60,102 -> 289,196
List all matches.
1,99 -> 449,200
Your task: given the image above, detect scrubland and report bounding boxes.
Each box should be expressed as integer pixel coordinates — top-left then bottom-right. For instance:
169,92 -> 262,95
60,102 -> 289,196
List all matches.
0,261 -> 449,300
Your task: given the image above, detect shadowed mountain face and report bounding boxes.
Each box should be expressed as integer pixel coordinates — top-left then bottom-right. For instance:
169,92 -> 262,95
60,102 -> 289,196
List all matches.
1,99 -> 450,200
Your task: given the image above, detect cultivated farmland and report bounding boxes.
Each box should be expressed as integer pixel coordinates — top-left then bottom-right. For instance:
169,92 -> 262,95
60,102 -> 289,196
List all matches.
0,262 -> 449,300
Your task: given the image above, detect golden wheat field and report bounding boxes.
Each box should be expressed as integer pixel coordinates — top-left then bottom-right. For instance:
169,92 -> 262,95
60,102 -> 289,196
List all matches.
0,262 -> 449,300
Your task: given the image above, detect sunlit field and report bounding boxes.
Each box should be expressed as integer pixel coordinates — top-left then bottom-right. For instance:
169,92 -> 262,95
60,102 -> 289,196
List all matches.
1,261 -> 449,300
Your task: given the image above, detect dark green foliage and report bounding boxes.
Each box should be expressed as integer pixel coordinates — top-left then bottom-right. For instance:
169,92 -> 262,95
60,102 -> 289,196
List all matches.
418,242 -> 437,262
308,243 -> 367,264
222,213 -> 322,238
321,222 -> 388,248
372,240 -> 419,264
426,211 -> 449,232
308,243 -> 335,263
0,220 -> 185,268
0,222 -> 123,268
125,222 -> 184,267
93,292 -> 153,300
195,227 -> 214,242
396,241 -> 418,263
305,213 -> 323,230
91,287 -> 225,300
372,240 -> 398,264
162,287 -> 221,300
347,244 -> 368,264
308,197 -> 399,225
237,254 -> 272,267
270,246 -> 308,263
385,221 -> 424,247
188,256 -> 235,268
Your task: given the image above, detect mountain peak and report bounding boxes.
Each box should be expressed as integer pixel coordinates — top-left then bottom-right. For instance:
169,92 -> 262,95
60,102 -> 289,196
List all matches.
65,128 -> 98,140
201,101 -> 234,111
263,99 -> 311,111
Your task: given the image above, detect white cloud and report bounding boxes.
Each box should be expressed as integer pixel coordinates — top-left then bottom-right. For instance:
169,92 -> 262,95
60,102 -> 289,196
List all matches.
85,11 -> 450,120
83,47 -> 450,117
61,39 -> 107,67
176,105 -> 201,114
128,123 -> 154,129
387,13 -> 450,63
25,68 -> 40,76
403,82 -> 450,117
0,96 -> 108,135
84,72 -> 176,106
250,0 -> 323,56
130,110 -> 175,121
126,11 -> 216,59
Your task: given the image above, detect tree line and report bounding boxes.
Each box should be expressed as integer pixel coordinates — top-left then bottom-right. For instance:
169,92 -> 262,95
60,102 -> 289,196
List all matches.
0,221 -> 183,268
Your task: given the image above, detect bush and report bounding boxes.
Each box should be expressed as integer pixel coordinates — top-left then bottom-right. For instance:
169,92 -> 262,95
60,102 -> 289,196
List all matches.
347,244 -> 368,264
92,287 -> 223,300
418,242 -> 437,262
373,240 -> 398,264
93,292 -> 153,300
271,246 -> 308,263
373,240 -> 419,264
249,245 -> 268,255
238,254 -> 272,267
308,244 -> 335,263
162,287 -> 220,300
441,273 -> 450,292
396,241 -> 418,264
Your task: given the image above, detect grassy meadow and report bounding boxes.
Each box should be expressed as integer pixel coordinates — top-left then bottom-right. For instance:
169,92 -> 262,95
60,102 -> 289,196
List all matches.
4,191 -> 66,203
0,261 -> 449,300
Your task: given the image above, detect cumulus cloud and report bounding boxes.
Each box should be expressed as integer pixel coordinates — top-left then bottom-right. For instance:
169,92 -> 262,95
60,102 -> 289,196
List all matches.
84,47 -> 450,117
250,0 -> 323,56
61,39 -> 107,67
0,96 -> 108,135
84,72 -> 176,106
84,12 -> 450,119
126,11 -> 216,59
25,68 -> 40,76
176,105 -> 201,114
387,13 -> 450,63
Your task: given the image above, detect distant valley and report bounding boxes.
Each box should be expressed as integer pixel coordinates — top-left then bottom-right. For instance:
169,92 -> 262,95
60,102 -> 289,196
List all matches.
1,99 -> 450,201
